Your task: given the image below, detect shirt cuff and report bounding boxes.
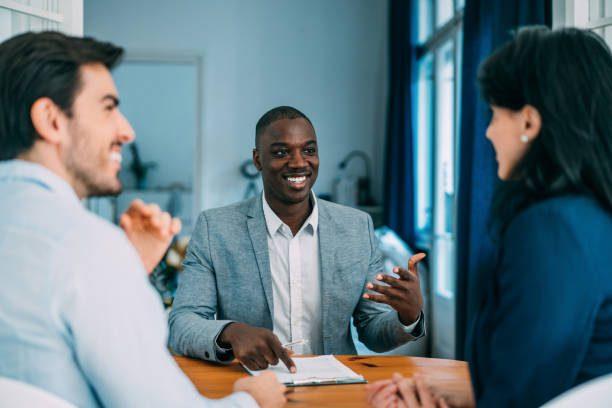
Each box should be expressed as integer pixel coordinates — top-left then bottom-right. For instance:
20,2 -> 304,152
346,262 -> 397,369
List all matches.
400,311 -> 424,337
214,324 -> 235,362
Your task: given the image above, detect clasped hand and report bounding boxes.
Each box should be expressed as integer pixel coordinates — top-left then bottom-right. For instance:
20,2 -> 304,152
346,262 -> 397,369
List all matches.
366,373 -> 449,408
363,253 -> 426,325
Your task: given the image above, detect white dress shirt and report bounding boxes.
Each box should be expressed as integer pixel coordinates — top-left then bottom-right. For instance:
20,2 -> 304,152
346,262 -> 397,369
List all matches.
262,193 -> 421,356
262,193 -> 323,355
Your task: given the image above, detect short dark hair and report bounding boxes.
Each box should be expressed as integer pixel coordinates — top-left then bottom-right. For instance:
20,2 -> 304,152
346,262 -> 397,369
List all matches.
255,106 -> 314,149
0,31 -> 124,160
478,26 -> 612,233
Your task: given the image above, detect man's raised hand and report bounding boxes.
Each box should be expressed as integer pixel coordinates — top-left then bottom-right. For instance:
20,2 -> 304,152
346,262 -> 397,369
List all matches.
363,253 -> 426,325
120,199 -> 181,274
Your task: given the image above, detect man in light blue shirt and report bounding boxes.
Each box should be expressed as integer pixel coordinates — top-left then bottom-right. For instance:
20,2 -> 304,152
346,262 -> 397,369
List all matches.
0,31 -> 285,408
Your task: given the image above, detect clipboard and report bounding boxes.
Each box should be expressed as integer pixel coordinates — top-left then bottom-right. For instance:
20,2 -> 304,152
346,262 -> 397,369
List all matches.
242,355 -> 367,387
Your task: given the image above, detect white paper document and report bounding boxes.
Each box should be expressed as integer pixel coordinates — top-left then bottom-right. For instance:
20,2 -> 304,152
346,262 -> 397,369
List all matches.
243,355 -> 366,386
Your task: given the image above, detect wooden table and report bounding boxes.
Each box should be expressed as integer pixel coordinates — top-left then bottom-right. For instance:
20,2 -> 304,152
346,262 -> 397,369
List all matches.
175,355 -> 474,407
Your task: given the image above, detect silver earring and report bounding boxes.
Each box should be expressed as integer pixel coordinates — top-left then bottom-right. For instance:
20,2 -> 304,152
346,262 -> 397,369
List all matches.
520,134 -> 529,143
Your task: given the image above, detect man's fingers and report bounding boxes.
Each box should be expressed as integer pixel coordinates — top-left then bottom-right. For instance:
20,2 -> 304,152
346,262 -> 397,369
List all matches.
123,201 -> 182,238
367,281 -> 391,295
126,198 -> 147,214
363,292 -> 390,304
268,335 -> 296,373
367,282 -> 403,299
278,348 -> 296,373
158,212 -> 171,233
119,213 -> 132,230
407,253 -> 426,276
240,350 -> 268,370
146,203 -> 162,224
263,348 -> 280,367
251,355 -> 269,370
394,267 -> 419,282
170,217 -> 182,235
375,273 -> 409,288
241,358 -> 259,371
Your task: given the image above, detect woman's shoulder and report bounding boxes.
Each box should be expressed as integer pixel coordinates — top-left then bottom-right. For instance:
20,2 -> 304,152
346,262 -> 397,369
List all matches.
500,195 -> 612,284
503,195 -> 612,259
512,194 -> 611,227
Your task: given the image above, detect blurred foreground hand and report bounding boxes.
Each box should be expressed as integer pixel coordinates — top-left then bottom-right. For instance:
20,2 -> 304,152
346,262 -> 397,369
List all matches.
120,199 -> 181,274
233,370 -> 287,408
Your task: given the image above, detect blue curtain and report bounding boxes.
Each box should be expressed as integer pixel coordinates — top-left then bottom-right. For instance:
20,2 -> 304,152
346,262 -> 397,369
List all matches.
455,0 -> 551,359
384,0 -> 416,246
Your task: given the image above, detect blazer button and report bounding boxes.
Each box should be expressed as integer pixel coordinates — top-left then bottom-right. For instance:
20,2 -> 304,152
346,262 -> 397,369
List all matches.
205,351 -> 210,358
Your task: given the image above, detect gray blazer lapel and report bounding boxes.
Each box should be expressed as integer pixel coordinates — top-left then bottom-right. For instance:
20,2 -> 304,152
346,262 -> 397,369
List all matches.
317,203 -> 336,351
247,195 -> 274,318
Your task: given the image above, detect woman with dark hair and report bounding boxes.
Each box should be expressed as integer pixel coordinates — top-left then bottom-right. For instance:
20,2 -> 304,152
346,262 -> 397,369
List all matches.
366,26 -> 612,408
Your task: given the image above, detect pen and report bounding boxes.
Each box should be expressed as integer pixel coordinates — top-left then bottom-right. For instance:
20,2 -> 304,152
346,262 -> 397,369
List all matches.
282,339 -> 308,348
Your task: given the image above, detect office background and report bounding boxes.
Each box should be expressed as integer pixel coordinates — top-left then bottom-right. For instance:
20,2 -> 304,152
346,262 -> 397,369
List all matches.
1,0 -> 611,360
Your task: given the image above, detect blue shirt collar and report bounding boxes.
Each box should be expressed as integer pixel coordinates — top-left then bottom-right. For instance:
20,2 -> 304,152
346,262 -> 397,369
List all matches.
0,159 -> 81,205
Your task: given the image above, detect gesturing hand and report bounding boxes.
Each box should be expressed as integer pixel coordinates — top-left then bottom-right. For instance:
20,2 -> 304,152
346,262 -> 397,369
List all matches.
120,199 -> 181,274
363,253 -> 426,325
218,322 -> 296,373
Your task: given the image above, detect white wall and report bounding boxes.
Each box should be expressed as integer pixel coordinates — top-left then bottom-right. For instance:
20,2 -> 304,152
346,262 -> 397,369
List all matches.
84,0 -> 389,211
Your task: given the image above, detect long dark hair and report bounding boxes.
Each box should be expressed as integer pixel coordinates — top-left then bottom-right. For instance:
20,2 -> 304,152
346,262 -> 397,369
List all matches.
478,26 -> 612,234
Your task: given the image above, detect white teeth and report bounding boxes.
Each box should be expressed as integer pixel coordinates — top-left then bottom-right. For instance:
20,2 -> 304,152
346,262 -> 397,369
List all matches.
110,152 -> 122,163
287,176 -> 306,184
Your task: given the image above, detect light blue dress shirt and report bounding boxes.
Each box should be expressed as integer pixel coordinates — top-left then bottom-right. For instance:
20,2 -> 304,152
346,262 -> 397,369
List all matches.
0,160 -> 256,408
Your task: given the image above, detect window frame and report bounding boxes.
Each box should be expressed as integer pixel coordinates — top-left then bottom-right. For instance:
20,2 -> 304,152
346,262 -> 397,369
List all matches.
413,0 -> 464,359
0,0 -> 83,39
554,0 -> 612,29
413,3 -> 463,252
553,1 -> 612,58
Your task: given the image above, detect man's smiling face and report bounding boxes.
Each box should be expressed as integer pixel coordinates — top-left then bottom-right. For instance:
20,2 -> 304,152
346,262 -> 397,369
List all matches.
62,63 -> 135,198
253,117 -> 319,208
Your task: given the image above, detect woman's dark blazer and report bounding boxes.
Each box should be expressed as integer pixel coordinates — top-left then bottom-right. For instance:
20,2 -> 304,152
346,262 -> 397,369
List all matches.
466,195 -> 612,407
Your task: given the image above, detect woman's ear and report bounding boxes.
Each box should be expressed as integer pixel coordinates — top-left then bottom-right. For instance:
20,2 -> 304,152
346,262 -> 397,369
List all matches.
522,104 -> 542,140
30,97 -> 67,145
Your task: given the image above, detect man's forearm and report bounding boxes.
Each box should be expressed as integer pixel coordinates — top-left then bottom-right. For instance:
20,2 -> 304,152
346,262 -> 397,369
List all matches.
168,311 -> 235,362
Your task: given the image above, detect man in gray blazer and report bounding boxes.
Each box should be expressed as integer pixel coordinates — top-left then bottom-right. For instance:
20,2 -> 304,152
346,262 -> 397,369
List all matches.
169,106 -> 425,372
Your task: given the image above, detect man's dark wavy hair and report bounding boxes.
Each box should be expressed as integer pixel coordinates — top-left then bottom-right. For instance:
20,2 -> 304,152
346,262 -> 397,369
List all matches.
478,26 -> 612,234
0,31 -> 123,160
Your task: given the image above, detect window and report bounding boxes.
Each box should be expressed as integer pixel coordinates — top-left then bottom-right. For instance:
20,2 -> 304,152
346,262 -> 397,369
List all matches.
554,0 -> 612,47
0,0 -> 82,42
413,0 -> 463,358
589,0 -> 612,45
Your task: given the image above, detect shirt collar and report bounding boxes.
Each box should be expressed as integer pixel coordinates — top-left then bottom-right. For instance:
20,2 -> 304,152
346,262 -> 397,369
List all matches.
262,191 -> 319,237
0,159 -> 81,205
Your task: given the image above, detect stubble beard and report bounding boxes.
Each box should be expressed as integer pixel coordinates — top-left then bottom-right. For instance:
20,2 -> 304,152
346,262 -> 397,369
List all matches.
63,132 -> 123,199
